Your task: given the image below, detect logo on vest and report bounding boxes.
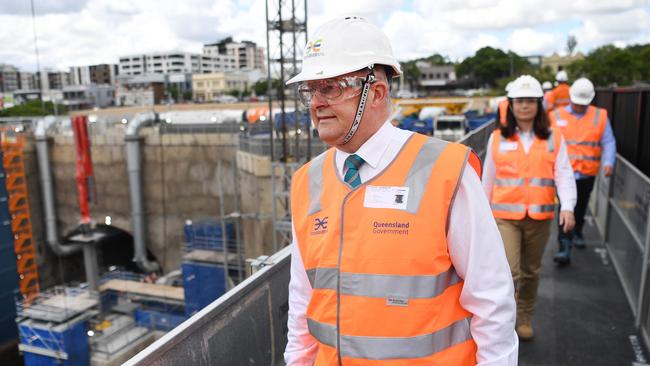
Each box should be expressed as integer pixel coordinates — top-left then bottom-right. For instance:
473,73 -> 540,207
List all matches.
311,216 -> 328,235
386,296 -> 409,307
372,221 -> 410,235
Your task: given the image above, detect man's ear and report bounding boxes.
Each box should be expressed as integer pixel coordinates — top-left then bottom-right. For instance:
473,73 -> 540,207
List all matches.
370,81 -> 389,107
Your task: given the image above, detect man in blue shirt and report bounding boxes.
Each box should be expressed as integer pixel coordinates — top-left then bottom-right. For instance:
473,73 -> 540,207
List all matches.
548,78 -> 616,264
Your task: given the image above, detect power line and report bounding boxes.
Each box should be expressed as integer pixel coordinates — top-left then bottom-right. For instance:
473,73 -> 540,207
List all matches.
30,0 -> 45,112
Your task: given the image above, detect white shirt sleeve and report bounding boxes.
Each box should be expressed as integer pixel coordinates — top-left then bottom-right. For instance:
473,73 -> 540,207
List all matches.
481,133 -> 496,201
448,167 -> 519,366
284,223 -> 318,366
554,136 -> 577,212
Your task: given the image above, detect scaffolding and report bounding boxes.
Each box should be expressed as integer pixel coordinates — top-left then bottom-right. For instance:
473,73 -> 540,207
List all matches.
266,0 -> 309,251
0,129 -> 40,301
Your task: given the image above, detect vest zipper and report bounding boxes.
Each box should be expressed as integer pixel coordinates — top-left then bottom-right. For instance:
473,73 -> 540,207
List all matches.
337,191 -> 354,366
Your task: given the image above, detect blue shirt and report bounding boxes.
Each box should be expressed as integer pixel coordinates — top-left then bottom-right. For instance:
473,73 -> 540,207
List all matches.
564,105 -> 617,180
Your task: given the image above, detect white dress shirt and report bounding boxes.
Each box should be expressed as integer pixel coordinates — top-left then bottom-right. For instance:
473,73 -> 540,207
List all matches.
482,129 -> 577,212
285,122 -> 519,366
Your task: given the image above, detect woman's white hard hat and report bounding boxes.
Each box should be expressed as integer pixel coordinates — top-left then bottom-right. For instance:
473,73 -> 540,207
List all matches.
507,75 -> 544,99
286,16 -> 402,85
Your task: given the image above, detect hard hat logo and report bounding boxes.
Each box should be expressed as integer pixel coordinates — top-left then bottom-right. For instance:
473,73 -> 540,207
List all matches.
305,39 -> 324,58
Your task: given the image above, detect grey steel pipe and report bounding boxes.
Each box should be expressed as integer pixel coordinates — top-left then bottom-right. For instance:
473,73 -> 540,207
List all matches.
34,116 -> 83,256
125,112 -> 160,273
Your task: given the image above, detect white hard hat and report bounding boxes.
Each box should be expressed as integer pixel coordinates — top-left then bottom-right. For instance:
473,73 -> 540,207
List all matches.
286,16 -> 402,85
569,78 -> 595,105
542,81 -> 553,90
555,70 -> 568,82
507,75 -> 544,99
505,82 -> 514,92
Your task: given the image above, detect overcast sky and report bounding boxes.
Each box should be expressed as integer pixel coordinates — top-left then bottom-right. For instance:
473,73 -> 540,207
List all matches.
1,0 -> 649,72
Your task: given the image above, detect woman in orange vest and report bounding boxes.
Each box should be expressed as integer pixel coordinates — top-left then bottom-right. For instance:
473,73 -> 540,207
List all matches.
483,75 -> 577,342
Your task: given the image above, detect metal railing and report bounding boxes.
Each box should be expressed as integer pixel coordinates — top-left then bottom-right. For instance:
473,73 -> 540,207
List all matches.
238,133 -> 328,160
124,123 -> 495,365
588,153 -> 650,350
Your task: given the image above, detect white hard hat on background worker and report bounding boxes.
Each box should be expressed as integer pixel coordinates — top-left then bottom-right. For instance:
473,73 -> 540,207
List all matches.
542,81 -> 553,91
555,70 -> 568,82
569,78 -> 596,105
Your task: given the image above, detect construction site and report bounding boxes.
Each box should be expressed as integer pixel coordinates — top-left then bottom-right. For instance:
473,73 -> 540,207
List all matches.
0,1 -> 649,366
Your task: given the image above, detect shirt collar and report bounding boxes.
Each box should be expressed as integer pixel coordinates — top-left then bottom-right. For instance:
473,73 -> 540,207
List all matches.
566,104 -> 586,117
336,121 -> 394,171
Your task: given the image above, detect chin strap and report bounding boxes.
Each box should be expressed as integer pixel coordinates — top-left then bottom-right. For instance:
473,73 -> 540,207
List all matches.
341,66 -> 377,145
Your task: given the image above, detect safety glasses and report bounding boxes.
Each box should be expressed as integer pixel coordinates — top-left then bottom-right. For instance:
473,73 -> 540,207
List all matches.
297,76 -> 367,107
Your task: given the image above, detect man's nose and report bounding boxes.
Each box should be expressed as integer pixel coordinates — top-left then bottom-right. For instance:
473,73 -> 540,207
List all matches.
310,92 -> 329,109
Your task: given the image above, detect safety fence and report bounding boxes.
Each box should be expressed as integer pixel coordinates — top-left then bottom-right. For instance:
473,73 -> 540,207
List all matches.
123,122 -> 495,365
589,153 -> 650,350
595,87 -> 650,177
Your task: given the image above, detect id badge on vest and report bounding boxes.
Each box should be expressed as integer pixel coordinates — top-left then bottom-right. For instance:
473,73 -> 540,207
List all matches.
363,186 -> 409,210
499,141 -> 518,152
556,119 -> 568,127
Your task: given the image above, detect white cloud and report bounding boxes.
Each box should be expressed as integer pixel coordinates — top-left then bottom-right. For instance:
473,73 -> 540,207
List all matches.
508,28 -> 561,55
0,0 -> 647,72
572,8 -> 650,51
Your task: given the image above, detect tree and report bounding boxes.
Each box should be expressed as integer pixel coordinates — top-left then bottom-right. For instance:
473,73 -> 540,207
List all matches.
253,79 -> 281,96
0,100 -> 65,117
568,44 -> 648,86
456,47 -> 530,88
566,35 -> 578,55
399,61 -> 421,91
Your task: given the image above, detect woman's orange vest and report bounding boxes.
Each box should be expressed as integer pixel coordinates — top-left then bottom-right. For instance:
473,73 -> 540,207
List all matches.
549,106 -> 606,176
291,133 -> 481,365
490,129 -> 561,220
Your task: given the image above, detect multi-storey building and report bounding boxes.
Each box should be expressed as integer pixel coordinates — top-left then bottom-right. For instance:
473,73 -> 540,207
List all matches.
18,71 -> 36,90
36,70 -> 72,91
70,64 -> 118,85
62,84 -> 114,110
203,39 -> 266,72
0,64 -> 20,92
115,74 -> 166,106
118,52 -> 237,76
192,72 -> 251,102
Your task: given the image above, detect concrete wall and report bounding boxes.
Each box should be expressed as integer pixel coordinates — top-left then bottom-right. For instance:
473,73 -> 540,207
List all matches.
31,123 -> 276,274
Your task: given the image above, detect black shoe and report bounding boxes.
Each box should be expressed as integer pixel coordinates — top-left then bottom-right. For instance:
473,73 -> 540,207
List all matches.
554,239 -> 572,266
573,234 -> 586,249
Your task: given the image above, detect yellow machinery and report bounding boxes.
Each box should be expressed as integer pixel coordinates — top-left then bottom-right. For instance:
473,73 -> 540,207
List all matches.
392,97 -> 473,117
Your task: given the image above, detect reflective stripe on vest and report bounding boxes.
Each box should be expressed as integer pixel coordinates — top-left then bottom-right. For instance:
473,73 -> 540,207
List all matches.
404,138 -> 448,214
308,152 -> 327,216
529,204 -> 556,213
569,154 -> 601,161
307,316 -> 472,360
306,265 -> 461,299
495,177 -> 554,187
566,140 -> 601,147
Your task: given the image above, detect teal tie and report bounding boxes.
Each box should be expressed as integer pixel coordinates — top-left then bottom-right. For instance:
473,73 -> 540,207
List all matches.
344,154 -> 365,188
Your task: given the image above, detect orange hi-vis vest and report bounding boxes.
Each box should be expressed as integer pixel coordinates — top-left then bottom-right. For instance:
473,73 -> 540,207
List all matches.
549,106 -> 607,176
546,84 -> 570,111
490,129 -> 561,220
291,133 -> 481,365
498,99 -> 509,126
